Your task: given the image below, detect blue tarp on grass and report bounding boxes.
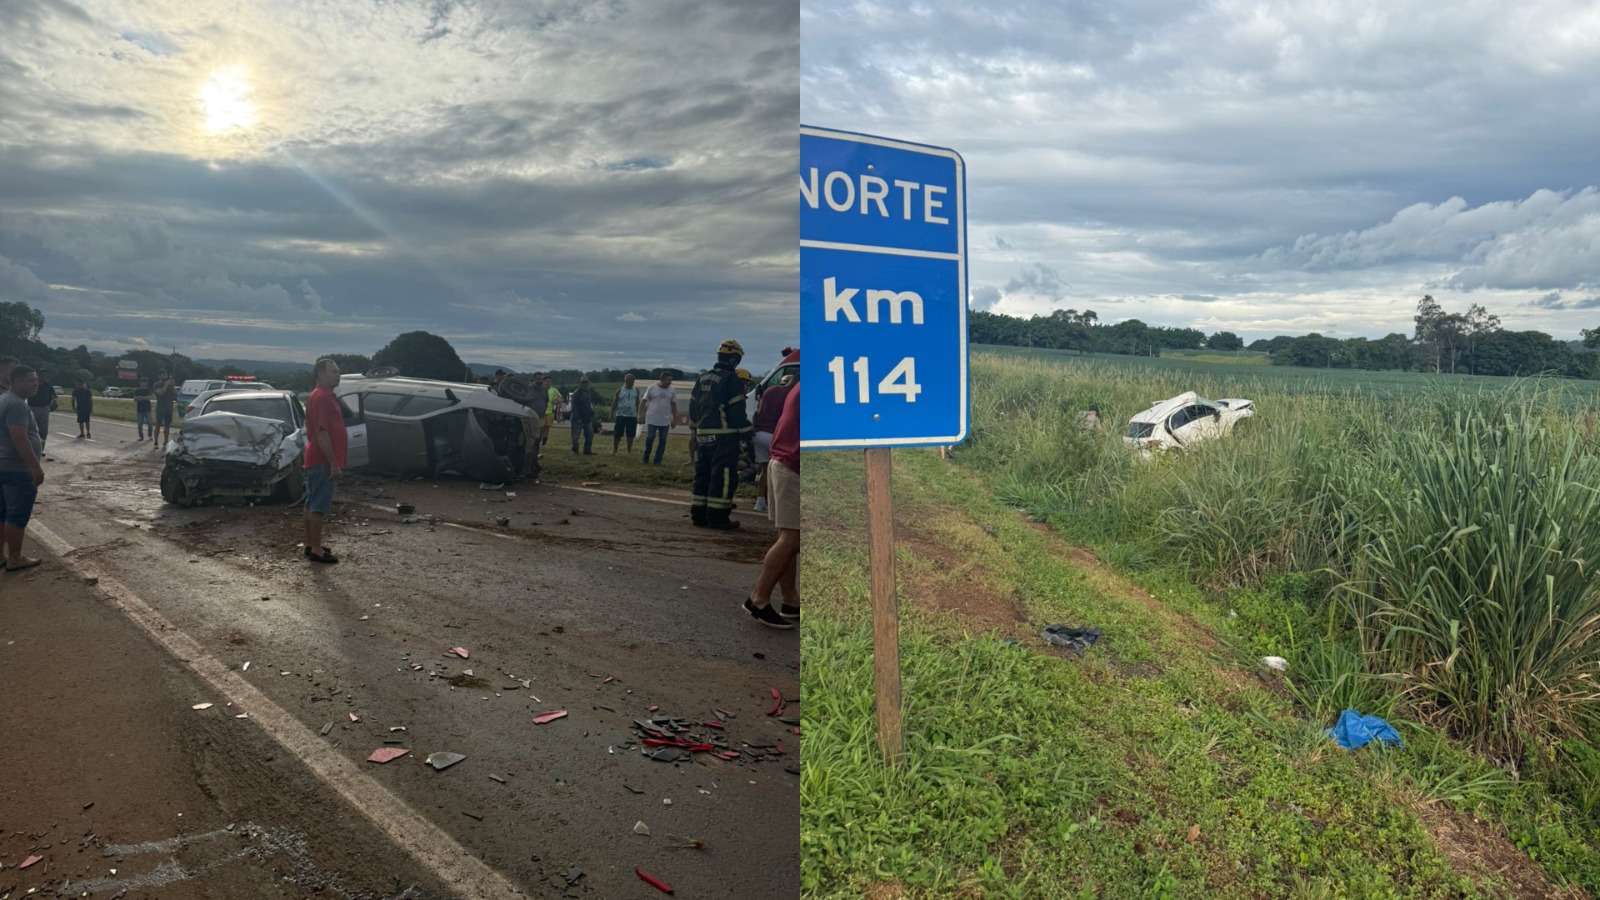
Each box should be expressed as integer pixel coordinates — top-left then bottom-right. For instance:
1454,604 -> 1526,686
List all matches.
1328,709 -> 1403,750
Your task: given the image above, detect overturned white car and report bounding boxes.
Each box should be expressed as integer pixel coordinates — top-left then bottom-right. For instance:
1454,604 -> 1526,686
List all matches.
1123,391 -> 1255,454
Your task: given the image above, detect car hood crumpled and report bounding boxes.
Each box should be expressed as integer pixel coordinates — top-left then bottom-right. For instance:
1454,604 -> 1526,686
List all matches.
170,413 -> 299,469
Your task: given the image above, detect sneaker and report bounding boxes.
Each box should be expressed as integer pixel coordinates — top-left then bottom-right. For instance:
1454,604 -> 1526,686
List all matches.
742,599 -> 794,629
5,557 -> 41,572
779,604 -> 800,621
753,498 -> 768,513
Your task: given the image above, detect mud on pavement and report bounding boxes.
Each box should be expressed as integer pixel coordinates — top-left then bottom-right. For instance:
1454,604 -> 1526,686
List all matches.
7,419 -> 800,898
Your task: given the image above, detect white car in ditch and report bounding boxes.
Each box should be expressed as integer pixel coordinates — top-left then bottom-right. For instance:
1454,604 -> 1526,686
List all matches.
1123,391 -> 1255,454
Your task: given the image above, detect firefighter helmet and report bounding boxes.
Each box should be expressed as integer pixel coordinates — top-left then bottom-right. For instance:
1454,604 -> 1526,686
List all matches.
735,368 -> 751,381
717,339 -> 745,357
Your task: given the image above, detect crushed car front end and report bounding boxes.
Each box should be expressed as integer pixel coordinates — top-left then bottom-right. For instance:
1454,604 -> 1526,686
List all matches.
161,413 -> 304,506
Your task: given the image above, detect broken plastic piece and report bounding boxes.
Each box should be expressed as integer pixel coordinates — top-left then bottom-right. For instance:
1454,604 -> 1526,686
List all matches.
1263,656 -> 1288,672
488,773 -> 507,784
320,722 -> 334,736
768,688 -> 783,716
192,703 -> 213,710
449,647 -> 470,659
367,747 -> 409,763
427,752 -> 467,771
349,712 -> 360,722
20,854 -> 42,869
636,867 -> 674,894
633,821 -> 650,836
531,710 -> 568,724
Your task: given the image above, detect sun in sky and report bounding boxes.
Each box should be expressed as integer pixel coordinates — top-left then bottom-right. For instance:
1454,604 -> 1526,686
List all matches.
199,65 -> 258,134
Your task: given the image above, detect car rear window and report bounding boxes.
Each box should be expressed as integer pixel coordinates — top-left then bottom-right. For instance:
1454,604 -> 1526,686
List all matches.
204,397 -> 293,425
1126,421 -> 1154,439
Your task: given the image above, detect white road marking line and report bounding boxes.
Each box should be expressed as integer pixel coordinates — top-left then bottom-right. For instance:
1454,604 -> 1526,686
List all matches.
28,521 -> 528,900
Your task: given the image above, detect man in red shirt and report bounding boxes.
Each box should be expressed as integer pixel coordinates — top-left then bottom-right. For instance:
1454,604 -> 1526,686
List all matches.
742,376 -> 799,628
303,358 -> 347,564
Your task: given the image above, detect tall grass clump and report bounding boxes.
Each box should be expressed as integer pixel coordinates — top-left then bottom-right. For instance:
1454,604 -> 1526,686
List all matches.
1339,405 -> 1600,765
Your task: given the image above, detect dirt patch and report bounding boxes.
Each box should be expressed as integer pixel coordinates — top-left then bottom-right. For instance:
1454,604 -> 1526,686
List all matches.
898,525 -> 1027,634
1412,801 -> 1589,900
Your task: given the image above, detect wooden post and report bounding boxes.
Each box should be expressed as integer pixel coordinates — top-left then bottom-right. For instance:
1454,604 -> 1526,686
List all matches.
864,447 -> 904,764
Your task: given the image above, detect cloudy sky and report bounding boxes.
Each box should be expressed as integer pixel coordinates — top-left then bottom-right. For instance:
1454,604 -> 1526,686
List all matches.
802,0 -> 1600,342
0,0 -> 796,372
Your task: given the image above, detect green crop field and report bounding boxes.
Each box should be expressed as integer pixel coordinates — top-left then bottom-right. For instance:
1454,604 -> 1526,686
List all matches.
978,343 -> 1600,406
801,347 -> 1600,898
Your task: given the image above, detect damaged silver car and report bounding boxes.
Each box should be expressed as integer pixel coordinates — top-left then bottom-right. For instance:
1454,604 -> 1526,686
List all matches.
334,374 -> 534,482
161,390 -> 325,506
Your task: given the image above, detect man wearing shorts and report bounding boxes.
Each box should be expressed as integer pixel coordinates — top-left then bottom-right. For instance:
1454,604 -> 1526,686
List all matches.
612,373 -> 640,455
0,366 -> 46,571
151,371 -> 176,448
742,375 -> 799,628
71,381 -> 93,440
303,358 -> 347,564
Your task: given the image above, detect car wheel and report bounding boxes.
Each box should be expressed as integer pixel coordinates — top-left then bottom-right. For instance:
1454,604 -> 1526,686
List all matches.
279,467 -> 305,504
159,465 -> 191,506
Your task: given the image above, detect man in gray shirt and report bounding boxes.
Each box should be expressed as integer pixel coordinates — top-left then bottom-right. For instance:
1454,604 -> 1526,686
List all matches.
0,365 -> 46,571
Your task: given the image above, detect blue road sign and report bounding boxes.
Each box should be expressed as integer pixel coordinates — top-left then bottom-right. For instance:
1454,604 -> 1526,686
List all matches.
799,126 -> 968,449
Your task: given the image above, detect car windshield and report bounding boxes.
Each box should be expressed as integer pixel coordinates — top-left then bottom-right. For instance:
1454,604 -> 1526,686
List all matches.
1126,421 -> 1155,439
205,397 -> 293,425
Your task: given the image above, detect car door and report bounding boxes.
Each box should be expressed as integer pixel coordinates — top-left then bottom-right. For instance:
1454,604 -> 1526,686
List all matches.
339,394 -> 369,468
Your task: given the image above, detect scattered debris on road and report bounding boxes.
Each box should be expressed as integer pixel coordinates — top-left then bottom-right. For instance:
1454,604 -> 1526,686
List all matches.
633,821 -> 650,836
1040,624 -> 1102,652
449,647 -> 470,659
636,867 -> 674,894
427,752 -> 467,771
191,702 -> 213,710
532,710 -> 568,725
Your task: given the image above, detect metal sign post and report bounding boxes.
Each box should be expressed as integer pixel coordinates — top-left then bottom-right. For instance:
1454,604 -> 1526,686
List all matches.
799,126 -> 968,764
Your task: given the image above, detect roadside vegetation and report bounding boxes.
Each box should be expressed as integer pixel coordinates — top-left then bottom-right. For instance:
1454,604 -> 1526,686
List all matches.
801,348 -> 1600,898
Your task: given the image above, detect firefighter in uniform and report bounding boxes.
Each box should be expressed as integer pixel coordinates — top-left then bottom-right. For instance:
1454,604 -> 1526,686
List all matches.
689,339 -> 754,529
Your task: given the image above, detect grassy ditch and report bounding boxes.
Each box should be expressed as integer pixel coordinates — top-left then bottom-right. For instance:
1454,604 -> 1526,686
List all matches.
800,350 -> 1600,897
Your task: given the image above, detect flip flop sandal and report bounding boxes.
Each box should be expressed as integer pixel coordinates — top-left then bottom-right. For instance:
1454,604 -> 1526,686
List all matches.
307,549 -> 339,564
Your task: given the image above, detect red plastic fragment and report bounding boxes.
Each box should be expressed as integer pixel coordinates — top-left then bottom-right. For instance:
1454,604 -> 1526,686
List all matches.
602,676 -> 614,684
773,744 -> 786,755
449,647 -> 469,659
20,854 -> 42,869
531,710 -> 568,724
702,720 -> 725,729
636,868 -> 674,894
714,750 -> 741,760
367,747 -> 409,763
648,705 -> 659,712
768,687 -> 783,716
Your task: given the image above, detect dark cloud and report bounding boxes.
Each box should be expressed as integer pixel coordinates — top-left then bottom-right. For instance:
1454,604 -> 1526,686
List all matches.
802,0 -> 1600,340
0,0 -> 798,370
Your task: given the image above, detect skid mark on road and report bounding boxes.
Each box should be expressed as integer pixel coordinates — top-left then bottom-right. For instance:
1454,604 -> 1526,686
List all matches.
29,521 -> 527,900
70,823 -> 429,899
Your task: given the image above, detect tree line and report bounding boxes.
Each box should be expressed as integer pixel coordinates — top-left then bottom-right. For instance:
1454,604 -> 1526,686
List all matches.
0,303 -> 689,395
969,297 -> 1600,379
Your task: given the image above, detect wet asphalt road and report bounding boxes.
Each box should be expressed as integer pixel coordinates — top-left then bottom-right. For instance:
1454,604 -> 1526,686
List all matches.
31,417 -> 800,899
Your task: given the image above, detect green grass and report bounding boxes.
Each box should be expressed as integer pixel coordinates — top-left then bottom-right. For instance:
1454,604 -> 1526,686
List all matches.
801,450 -> 1495,898
800,348 -> 1600,897
534,424 -> 760,494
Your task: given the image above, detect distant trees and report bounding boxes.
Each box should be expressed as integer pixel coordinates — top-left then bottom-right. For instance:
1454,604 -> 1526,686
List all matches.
1207,331 -> 1244,351
372,331 -> 469,382
968,296 -> 1597,381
